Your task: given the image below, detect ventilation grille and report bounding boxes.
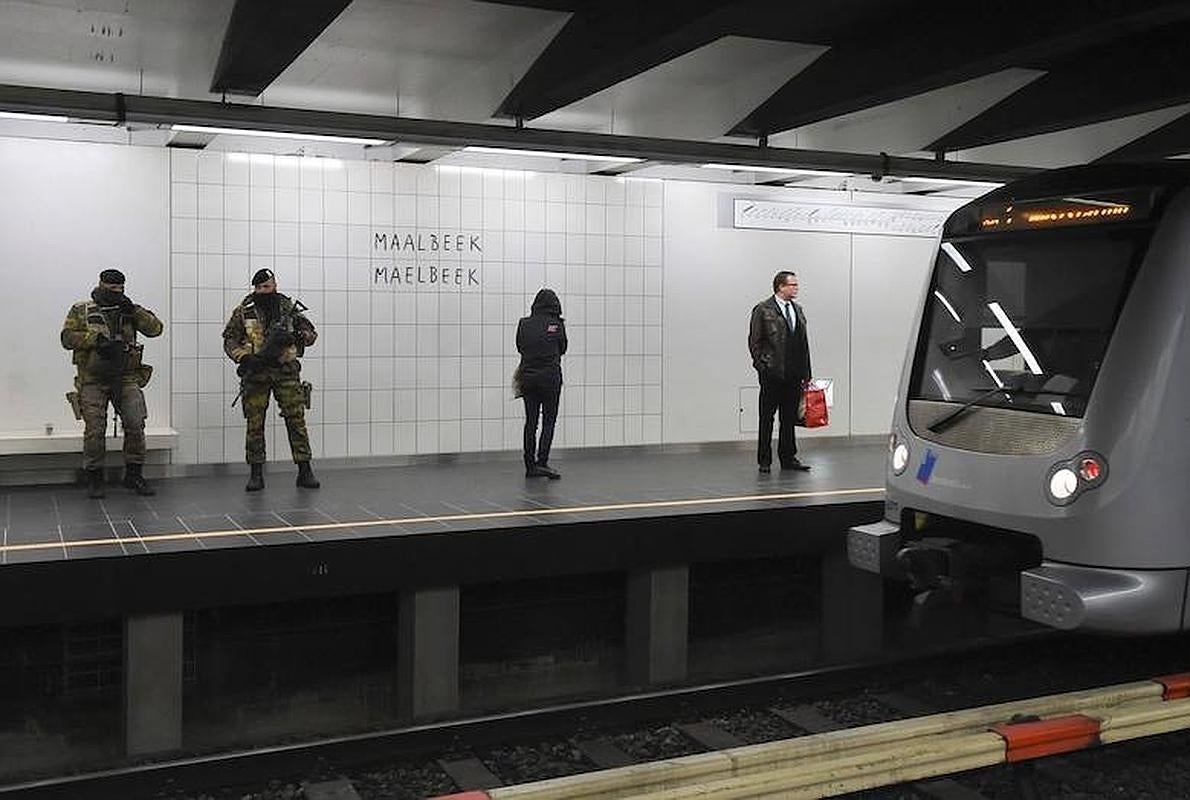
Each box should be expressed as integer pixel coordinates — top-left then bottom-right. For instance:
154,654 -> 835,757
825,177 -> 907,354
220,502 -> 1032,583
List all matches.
908,399 -> 1080,455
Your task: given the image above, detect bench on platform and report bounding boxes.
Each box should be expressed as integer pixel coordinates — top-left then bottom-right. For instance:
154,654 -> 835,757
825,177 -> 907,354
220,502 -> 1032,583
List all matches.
0,428 -> 177,485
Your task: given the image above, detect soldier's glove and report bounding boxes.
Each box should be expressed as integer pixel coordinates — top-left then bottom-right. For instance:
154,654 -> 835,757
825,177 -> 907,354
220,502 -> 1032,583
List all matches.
115,294 -> 135,311
274,330 -> 296,347
236,353 -> 264,377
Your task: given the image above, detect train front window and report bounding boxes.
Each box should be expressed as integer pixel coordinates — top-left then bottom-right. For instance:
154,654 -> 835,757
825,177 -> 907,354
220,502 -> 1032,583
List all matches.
910,229 -> 1147,418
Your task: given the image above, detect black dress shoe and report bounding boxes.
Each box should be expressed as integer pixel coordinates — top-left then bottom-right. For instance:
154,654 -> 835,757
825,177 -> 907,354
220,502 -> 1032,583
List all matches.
758,465 -> 771,474
526,465 -> 544,478
536,464 -> 561,480
782,458 -> 811,472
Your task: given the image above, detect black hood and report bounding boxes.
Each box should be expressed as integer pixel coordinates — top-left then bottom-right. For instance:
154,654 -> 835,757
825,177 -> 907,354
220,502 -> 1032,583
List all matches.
530,288 -> 562,317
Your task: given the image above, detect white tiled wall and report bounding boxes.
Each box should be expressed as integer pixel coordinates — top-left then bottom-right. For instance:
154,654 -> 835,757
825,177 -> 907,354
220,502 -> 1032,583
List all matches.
169,151 -> 663,464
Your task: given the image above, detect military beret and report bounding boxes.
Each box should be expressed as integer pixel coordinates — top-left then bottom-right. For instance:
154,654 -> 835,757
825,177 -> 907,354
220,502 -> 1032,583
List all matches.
251,268 -> 275,286
99,269 -> 126,284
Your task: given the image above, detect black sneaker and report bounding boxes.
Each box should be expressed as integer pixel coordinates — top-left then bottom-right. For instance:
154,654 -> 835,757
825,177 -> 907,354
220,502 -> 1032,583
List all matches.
536,464 -> 561,480
782,458 -> 811,472
758,465 -> 771,474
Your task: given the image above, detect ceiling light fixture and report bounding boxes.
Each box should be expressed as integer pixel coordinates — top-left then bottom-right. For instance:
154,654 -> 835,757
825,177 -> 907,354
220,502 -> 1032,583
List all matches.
702,163 -> 850,177
462,146 -> 642,163
0,110 -> 71,123
899,176 -> 1003,188
437,165 -> 537,178
170,124 -> 389,146
226,152 -> 344,169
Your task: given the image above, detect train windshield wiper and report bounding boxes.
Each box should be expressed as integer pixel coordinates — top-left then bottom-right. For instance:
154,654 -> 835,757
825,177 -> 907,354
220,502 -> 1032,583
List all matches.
927,385 -> 1024,433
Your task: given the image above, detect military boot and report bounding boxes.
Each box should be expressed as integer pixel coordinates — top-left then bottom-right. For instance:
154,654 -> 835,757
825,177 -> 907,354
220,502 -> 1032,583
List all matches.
296,461 -> 321,489
245,463 -> 264,492
122,463 -> 155,496
86,468 -> 105,499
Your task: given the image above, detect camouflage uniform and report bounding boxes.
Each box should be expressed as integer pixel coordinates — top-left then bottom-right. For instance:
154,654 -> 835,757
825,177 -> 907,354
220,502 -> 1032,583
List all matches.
60,295 -> 163,469
222,293 -> 317,464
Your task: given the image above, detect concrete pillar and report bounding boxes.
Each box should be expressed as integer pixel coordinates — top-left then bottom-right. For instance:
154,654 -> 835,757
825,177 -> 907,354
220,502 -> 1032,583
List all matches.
124,612 -> 183,755
821,548 -> 884,661
626,565 -> 689,685
397,586 -> 460,719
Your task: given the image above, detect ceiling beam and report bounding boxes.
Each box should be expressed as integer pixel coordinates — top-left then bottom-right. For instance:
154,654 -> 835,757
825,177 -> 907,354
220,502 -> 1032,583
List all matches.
731,0 -> 1190,138
930,25 -> 1190,152
1095,113 -> 1190,162
495,0 -> 750,121
210,0 -> 354,96
0,83 -> 1036,183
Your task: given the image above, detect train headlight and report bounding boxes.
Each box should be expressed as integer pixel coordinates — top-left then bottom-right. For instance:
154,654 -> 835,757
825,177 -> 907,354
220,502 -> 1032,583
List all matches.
890,437 -> 910,475
1045,452 -> 1108,506
1047,468 -> 1078,502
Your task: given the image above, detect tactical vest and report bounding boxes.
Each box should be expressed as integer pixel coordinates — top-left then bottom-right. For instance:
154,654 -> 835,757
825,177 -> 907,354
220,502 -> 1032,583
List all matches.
71,301 -> 149,382
238,294 -> 302,364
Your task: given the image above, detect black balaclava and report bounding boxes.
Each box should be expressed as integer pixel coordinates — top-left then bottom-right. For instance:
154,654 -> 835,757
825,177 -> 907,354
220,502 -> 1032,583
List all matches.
251,268 -> 280,324
254,291 -> 281,325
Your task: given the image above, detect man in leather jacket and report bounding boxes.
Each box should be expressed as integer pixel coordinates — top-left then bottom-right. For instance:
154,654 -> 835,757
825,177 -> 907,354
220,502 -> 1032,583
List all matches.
748,270 -> 812,473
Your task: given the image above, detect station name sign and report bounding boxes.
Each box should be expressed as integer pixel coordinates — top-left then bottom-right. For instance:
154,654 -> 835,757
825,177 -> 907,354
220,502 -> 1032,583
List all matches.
371,229 -> 483,288
733,199 -> 948,238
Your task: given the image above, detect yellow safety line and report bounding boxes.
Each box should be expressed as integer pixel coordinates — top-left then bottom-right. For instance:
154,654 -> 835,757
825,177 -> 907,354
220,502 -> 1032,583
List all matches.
1,487 -> 883,556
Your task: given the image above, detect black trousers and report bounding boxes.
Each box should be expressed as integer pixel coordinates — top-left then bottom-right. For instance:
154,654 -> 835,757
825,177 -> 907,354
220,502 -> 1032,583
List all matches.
523,384 -> 561,467
758,375 -> 803,467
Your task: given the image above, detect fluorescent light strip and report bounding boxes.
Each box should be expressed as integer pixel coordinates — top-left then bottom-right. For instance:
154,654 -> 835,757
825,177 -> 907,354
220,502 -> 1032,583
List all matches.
981,360 -> 1004,388
462,146 -> 641,163
437,165 -> 536,178
0,110 -> 71,123
171,124 -> 388,146
941,242 -> 973,273
932,290 -> 962,323
900,176 -> 1003,188
987,301 -> 1043,375
226,152 -> 343,169
701,163 -> 849,177
1050,401 -> 1067,415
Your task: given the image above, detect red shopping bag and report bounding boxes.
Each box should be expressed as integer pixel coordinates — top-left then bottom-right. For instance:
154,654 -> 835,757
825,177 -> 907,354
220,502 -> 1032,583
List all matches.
800,384 -> 829,428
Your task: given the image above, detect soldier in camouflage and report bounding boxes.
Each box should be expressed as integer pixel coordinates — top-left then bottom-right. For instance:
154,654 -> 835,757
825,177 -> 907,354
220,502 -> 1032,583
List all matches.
60,269 -> 164,498
223,269 -> 320,491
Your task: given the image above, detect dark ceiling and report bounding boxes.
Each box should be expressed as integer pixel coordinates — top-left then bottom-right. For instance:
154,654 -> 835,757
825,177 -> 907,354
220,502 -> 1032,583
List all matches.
190,0 -> 1190,160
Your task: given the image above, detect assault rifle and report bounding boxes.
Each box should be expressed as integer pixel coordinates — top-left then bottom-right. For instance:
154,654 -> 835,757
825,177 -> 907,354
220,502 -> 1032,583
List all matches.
231,299 -> 309,408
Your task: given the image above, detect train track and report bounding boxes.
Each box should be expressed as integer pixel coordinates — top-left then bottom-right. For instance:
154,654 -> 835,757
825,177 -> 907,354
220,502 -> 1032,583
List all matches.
7,631 -> 1190,799
0,634 -> 1057,800
448,672 -> 1190,799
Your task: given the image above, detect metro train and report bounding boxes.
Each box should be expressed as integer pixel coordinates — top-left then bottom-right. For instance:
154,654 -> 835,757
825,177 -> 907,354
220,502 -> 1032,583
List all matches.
848,163 -> 1190,634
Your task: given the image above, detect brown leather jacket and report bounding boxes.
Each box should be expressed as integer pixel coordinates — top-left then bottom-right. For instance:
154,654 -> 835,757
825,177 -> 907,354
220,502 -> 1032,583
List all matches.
748,297 -> 811,383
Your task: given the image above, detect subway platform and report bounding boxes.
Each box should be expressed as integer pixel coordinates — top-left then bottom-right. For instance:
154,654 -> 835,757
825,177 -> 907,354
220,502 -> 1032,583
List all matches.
0,439 -> 889,765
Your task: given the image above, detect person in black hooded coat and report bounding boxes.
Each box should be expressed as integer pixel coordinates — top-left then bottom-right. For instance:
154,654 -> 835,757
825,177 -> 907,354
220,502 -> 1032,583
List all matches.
516,288 -> 568,478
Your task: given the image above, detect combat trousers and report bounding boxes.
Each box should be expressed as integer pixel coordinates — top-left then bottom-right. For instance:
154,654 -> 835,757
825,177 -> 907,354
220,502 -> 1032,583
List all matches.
241,368 -> 311,464
80,378 -> 148,469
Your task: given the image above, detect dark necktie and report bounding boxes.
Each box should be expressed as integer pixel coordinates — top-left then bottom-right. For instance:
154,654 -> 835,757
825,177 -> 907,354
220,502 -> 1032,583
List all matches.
784,302 -> 793,332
